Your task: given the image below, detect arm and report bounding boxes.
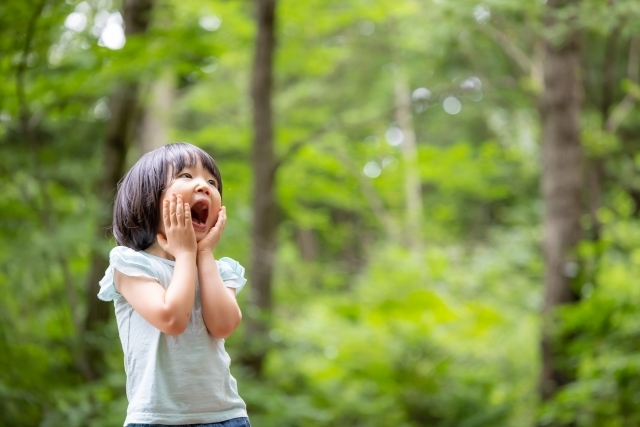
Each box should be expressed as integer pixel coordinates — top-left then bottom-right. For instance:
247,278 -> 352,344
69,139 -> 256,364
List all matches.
197,207 -> 243,338
198,252 -> 242,339
115,193 -> 198,336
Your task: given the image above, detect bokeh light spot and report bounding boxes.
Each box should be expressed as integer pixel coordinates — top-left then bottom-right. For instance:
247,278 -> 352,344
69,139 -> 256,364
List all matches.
324,345 -> 338,359
199,15 -> 222,31
443,96 -> 462,115
363,162 -> 382,178
98,12 -> 125,50
64,12 -> 87,32
385,127 -> 403,146
357,20 -> 375,36
412,87 -> 431,101
473,4 -> 491,24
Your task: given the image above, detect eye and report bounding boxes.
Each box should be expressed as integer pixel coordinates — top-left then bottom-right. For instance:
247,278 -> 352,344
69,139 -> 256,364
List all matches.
179,173 -> 192,179
208,179 -> 217,187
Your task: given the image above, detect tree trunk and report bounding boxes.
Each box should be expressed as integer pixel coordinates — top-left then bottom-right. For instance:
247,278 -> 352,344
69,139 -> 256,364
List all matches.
242,0 -> 278,378
140,68 -> 174,154
81,0 -> 154,381
538,0 -> 583,404
394,74 -> 423,253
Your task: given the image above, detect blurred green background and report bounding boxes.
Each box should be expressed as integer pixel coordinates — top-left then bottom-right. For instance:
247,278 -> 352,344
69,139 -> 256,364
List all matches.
2,0 -> 640,426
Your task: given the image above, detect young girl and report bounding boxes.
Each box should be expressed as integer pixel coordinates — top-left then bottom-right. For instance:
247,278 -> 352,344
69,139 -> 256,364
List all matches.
97,142 -> 250,427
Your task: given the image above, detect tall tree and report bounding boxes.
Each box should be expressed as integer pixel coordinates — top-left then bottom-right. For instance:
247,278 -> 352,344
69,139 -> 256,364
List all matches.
243,0 -> 278,377
140,69 -> 175,154
538,0 -> 584,403
81,0 -> 155,381
394,74 -> 423,252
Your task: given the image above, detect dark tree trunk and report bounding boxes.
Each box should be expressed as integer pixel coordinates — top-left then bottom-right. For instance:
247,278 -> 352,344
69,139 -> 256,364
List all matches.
538,0 -> 584,405
242,0 -> 278,378
81,0 -> 154,381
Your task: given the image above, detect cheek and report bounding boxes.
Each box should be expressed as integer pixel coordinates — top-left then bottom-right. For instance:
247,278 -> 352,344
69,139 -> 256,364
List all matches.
211,198 -> 222,223
157,198 -> 168,233
212,191 -> 222,210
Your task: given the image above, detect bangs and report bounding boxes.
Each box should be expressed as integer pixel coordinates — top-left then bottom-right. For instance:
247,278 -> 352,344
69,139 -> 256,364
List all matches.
163,143 -> 222,195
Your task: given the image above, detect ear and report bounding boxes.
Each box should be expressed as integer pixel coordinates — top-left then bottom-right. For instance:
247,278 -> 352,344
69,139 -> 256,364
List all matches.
156,233 -> 168,252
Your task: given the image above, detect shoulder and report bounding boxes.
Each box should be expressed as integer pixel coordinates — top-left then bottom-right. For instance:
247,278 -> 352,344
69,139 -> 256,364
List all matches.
217,257 -> 247,295
109,245 -> 145,262
111,246 -> 164,280
98,247 -> 163,302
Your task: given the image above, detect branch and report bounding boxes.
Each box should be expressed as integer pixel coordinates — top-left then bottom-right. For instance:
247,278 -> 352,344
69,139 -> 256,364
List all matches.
272,124 -> 334,173
329,146 -> 401,240
605,35 -> 640,134
271,107 -> 395,177
478,23 -> 533,75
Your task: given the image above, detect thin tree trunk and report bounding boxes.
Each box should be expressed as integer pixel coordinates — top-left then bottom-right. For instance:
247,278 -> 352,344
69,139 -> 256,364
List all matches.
538,0 -> 583,405
81,0 -> 154,381
394,74 -> 423,253
242,0 -> 278,378
140,68 -> 174,154
295,228 -> 319,262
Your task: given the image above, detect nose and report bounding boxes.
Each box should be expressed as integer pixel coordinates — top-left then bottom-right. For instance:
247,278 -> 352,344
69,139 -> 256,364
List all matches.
195,180 -> 210,195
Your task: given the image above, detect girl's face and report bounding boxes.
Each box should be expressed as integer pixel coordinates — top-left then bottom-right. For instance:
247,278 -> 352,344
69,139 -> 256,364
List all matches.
158,159 -> 222,242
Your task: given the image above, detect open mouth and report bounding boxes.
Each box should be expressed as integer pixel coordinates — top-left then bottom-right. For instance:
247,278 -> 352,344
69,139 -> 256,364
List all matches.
190,201 -> 209,227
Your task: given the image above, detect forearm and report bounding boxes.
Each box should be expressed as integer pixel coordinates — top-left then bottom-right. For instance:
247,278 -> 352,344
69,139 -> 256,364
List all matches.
198,251 -> 242,338
162,253 -> 197,333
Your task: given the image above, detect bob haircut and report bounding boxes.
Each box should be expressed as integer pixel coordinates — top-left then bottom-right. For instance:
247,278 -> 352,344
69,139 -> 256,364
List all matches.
112,142 -> 222,251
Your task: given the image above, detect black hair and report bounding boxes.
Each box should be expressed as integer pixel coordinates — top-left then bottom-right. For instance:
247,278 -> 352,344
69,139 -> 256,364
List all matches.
112,142 -> 222,251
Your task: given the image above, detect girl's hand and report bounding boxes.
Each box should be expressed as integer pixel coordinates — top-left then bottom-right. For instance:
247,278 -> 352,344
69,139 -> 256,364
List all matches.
197,206 -> 226,255
157,193 -> 197,258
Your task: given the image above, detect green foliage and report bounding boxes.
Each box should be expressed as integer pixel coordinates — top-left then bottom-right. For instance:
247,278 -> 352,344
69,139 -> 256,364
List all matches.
2,0 -> 640,426
244,240 -> 539,427
540,218 -> 640,426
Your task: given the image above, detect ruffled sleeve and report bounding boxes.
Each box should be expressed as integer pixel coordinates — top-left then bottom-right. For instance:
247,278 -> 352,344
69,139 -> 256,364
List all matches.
217,257 -> 247,295
97,246 -> 160,302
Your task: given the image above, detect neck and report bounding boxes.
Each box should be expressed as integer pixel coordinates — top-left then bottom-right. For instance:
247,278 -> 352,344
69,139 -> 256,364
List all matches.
145,240 -> 175,261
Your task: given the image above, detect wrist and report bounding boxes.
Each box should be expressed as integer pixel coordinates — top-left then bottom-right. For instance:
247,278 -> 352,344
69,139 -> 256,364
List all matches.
173,251 -> 197,262
197,249 -> 214,260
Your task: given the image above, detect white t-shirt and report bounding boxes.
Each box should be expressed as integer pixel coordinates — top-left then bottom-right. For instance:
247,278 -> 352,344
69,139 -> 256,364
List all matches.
98,246 -> 248,426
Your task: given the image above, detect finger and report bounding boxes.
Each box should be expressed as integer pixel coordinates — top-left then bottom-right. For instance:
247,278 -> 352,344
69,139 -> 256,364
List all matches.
219,210 -> 227,229
169,193 -> 177,226
216,207 -> 226,224
213,210 -> 226,232
176,194 -> 183,226
184,203 -> 191,227
162,198 -> 170,229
